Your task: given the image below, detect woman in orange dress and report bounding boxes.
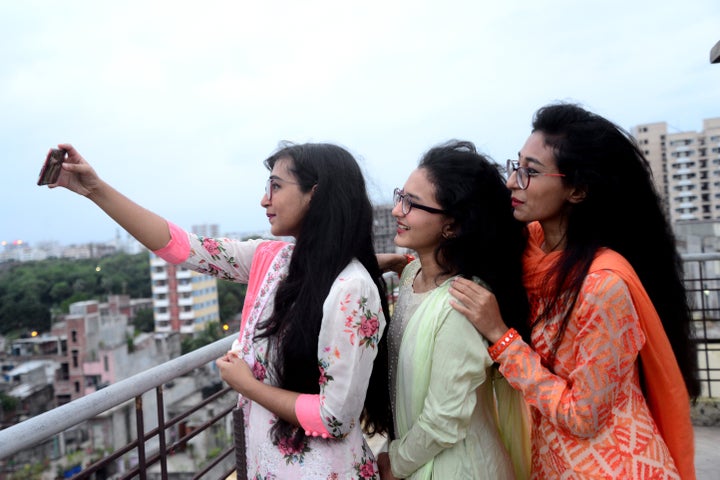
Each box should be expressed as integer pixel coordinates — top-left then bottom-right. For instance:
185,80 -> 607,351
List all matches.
449,103 -> 699,479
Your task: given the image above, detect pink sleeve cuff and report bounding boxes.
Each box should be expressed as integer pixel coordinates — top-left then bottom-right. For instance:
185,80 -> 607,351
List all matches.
295,394 -> 331,439
152,221 -> 191,264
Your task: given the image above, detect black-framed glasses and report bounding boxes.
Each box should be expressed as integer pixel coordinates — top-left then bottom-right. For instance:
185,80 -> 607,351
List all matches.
506,160 -> 565,190
265,177 -> 300,201
393,188 -> 446,215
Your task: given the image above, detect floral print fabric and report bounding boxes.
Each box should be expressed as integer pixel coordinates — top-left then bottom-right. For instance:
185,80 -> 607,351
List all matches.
171,232 -> 386,479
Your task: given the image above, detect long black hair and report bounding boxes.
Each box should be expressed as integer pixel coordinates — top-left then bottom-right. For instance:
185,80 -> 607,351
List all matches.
255,142 -> 392,446
531,102 -> 699,398
419,140 -> 531,341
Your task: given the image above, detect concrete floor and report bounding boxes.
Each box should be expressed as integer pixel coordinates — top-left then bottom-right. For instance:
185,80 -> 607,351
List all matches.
225,426 -> 720,479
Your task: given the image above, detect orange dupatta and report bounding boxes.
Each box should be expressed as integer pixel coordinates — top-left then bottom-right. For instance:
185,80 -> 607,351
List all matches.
523,222 -> 695,480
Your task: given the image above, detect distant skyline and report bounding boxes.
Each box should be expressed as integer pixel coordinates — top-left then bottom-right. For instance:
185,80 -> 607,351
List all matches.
2,1 -> 719,246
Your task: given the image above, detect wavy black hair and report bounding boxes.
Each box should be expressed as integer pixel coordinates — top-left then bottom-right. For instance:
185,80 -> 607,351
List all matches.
531,102 -> 699,398
255,142 -> 392,447
419,140 -> 531,341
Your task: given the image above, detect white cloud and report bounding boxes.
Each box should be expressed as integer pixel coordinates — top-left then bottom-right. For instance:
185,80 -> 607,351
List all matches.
1,0 -> 719,245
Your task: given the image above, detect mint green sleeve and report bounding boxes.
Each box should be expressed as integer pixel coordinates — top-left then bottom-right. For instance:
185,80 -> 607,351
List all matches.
388,307 -> 492,478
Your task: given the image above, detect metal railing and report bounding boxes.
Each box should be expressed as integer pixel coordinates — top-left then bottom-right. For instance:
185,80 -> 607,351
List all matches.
682,253 -> 720,398
0,335 -> 236,479
1,253 -> 720,479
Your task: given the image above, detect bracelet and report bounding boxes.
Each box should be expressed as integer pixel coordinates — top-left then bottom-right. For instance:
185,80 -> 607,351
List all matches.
488,328 -> 520,360
404,254 -> 415,265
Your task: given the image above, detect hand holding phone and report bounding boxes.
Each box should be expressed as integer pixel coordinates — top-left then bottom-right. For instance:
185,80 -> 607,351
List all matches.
37,148 -> 67,186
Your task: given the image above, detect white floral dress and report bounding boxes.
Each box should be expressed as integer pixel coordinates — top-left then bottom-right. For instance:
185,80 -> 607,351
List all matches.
166,232 -> 386,479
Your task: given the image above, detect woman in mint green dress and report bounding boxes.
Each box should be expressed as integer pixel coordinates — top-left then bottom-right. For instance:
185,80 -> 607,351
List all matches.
378,141 -> 531,480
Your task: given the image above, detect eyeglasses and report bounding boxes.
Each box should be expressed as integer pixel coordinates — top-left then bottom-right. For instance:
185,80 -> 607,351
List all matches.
265,177 -> 300,201
506,160 -> 565,190
393,188 -> 446,215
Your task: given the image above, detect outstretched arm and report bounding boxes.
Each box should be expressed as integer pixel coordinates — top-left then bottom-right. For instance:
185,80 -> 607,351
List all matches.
47,143 -> 171,251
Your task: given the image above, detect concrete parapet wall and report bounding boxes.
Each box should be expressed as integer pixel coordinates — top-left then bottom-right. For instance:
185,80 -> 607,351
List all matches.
692,398 -> 720,426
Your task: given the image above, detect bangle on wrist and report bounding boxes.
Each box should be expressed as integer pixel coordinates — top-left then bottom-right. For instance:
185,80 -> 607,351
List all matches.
488,328 -> 520,360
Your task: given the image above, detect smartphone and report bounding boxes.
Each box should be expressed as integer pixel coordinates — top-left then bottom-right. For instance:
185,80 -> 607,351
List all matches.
37,148 -> 66,186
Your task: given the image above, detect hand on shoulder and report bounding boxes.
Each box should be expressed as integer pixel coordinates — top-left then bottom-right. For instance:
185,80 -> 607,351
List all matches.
448,277 -> 509,344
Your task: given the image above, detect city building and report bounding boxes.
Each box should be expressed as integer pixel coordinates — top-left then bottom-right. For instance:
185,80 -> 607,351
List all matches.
45,296 -> 173,404
0,234 -> 143,264
631,117 -> 720,225
373,204 -> 398,255
2,296 -> 185,475
191,223 -> 220,238
0,240 -> 53,262
149,254 -> 220,335
1,360 -> 56,425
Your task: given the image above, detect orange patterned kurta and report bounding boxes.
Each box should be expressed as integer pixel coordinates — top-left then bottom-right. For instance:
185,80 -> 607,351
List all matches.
493,222 -> 689,479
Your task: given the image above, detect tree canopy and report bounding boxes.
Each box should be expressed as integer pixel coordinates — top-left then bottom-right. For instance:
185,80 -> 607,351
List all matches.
0,253 -> 151,337
0,252 -> 246,340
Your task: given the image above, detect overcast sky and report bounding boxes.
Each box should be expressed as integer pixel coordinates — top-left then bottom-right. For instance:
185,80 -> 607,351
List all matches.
2,0 -> 719,247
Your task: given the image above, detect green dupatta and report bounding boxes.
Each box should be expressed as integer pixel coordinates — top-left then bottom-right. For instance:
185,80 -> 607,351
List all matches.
394,269 -> 530,480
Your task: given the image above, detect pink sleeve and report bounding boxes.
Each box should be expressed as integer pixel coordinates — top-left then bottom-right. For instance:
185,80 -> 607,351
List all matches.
152,221 -> 191,264
294,394 -> 331,438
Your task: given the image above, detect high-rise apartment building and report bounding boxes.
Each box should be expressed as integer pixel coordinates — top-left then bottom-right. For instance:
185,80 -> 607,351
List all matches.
373,204 -> 399,255
631,118 -> 720,224
149,254 -> 220,335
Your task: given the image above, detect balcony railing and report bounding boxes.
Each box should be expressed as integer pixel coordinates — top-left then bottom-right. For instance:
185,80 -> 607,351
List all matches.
1,254 -> 720,479
682,252 -> 720,397
0,335 -> 237,479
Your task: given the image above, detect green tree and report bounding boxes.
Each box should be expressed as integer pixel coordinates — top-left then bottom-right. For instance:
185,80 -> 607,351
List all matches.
7,462 -> 45,480
217,280 -> 246,325
181,321 -> 226,354
0,252 -> 244,342
0,252 -> 151,336
220,292 -> 241,324
1,392 -> 18,411
49,281 -> 72,302
132,307 -> 155,333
